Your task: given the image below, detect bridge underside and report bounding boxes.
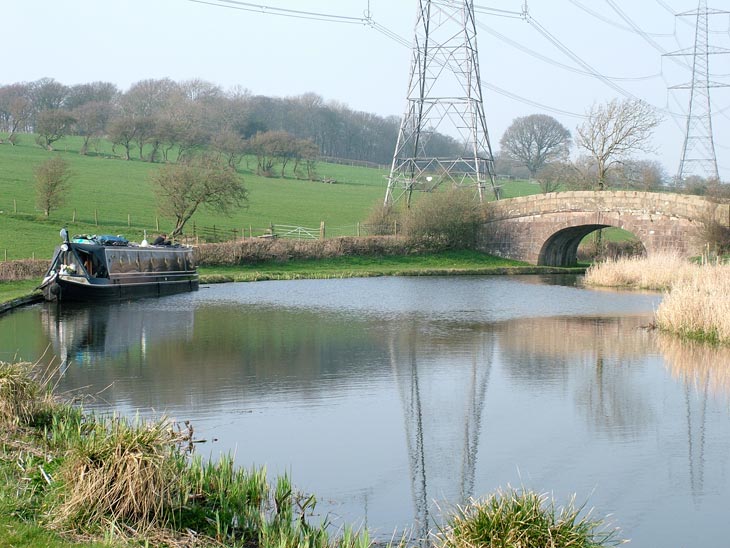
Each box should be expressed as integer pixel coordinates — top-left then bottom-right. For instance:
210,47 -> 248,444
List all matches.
538,224 -> 617,266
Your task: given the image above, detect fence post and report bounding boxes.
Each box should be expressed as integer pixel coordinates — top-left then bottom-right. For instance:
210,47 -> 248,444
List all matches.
156,217 -> 160,231
320,221 -> 325,239
357,222 -> 361,237
128,213 -> 131,227
72,209 -> 76,223
249,225 -> 253,239
95,209 -> 98,226
394,220 -> 398,236
13,199 -> 17,214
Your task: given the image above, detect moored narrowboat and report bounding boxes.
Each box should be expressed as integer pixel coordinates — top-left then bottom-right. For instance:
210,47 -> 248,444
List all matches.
40,229 -> 199,302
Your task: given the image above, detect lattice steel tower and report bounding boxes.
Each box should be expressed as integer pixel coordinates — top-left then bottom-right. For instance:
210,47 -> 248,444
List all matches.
384,0 -> 499,206
665,0 -> 729,183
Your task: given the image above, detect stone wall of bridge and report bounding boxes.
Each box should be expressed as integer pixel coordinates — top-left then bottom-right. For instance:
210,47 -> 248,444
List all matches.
477,191 -> 730,266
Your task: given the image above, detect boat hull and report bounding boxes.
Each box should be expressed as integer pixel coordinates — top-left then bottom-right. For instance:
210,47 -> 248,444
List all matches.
42,275 -> 199,303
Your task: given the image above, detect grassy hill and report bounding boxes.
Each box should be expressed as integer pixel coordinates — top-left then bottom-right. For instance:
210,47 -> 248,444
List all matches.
0,135 -> 542,260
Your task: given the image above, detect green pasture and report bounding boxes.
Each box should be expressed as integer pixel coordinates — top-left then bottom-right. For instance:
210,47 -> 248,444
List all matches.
0,135 -> 394,260
0,134 -> 636,264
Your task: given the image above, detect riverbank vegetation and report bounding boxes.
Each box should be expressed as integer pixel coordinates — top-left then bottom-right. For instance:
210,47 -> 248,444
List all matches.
0,361 -> 623,547
584,253 -> 730,343
436,488 -> 621,548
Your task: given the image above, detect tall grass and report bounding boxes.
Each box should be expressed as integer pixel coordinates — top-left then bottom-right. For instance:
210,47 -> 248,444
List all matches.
50,416 -> 183,532
655,266 -> 730,344
583,252 -> 697,291
584,253 -> 730,344
435,488 -> 623,548
0,361 -> 40,427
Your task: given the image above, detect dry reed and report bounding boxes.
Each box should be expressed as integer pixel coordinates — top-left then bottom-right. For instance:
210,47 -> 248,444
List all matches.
0,361 -> 40,427
52,416 -> 184,532
655,266 -> 730,344
583,252 -> 699,291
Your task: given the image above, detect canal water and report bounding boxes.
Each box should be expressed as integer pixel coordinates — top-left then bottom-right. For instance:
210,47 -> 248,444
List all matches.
2,275 -> 729,547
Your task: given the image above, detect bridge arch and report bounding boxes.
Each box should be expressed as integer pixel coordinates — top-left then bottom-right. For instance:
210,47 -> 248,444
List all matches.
537,224 -> 646,266
477,191 -> 727,266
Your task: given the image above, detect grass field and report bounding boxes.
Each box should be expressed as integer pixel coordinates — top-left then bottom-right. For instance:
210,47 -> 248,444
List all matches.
0,135 -> 398,260
0,134 -> 634,265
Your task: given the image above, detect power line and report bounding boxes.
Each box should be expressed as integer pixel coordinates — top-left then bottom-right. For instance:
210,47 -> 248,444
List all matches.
524,12 -> 641,100
186,0 -> 368,24
570,0 -> 675,37
477,20 -> 662,82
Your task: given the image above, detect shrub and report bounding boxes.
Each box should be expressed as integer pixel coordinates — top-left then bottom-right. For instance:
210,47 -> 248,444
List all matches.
0,259 -> 48,281
402,189 -> 483,250
362,202 -> 401,236
194,236 -> 419,266
436,488 -> 622,548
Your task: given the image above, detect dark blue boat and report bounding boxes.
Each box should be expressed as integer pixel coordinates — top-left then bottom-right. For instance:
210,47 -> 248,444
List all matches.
40,229 -> 199,302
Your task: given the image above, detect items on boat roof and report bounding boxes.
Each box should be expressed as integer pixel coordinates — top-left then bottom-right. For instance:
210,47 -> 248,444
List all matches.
72,234 -> 129,246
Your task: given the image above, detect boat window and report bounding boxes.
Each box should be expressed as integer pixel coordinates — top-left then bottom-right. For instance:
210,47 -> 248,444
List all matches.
59,249 -> 84,276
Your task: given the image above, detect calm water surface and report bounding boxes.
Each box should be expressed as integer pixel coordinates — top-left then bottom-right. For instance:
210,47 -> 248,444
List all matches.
2,275 -> 730,547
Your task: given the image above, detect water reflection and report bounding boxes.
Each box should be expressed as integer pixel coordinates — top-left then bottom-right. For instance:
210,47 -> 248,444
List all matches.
1,277 -> 729,546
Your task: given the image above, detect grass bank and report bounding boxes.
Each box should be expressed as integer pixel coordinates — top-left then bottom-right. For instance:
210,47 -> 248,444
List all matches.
0,361 -> 623,548
584,253 -> 730,343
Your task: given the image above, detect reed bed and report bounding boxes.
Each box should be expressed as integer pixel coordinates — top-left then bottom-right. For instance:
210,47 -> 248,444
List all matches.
584,253 -> 730,344
583,252 -> 699,291
655,267 -> 730,344
435,488 -> 623,548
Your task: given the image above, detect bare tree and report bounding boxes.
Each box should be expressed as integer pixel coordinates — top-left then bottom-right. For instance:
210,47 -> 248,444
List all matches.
609,159 -> 667,191
0,83 -> 33,144
73,101 -> 112,155
151,155 -> 248,237
535,161 -> 578,194
35,156 -> 72,217
500,114 -> 571,178
576,98 -> 662,188
35,109 -> 76,150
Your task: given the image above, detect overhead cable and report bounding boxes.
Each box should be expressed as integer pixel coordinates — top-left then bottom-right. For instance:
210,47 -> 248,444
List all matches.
569,0 -> 675,37
186,0 -> 368,24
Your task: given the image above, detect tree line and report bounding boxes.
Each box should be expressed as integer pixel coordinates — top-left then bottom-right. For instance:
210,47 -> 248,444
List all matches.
0,77 -> 461,170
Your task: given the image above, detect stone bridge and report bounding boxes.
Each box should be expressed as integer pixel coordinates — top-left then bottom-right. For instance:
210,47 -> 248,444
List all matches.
477,191 -> 730,266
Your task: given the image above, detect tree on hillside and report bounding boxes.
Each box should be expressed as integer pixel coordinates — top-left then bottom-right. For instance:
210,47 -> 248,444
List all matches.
35,109 -> 76,150
73,101 -> 112,155
35,156 -> 72,217
576,98 -> 662,188
108,116 -> 139,160
151,155 -> 248,237
65,81 -> 119,110
500,114 -> 571,178
0,84 -> 33,144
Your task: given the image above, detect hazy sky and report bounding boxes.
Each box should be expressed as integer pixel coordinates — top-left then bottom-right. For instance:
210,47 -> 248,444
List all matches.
5,0 -> 730,180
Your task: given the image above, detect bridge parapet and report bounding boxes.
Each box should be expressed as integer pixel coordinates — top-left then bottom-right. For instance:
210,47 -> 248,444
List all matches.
486,191 -> 723,223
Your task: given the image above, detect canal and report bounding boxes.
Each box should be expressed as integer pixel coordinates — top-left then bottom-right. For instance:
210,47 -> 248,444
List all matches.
1,275 -> 729,547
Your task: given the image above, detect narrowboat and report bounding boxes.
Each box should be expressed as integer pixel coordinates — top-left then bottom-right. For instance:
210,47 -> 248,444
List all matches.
40,229 -> 199,302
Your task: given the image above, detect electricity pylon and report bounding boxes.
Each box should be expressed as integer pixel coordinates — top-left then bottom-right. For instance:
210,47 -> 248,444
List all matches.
384,0 -> 499,207
665,0 -> 730,183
